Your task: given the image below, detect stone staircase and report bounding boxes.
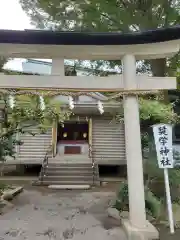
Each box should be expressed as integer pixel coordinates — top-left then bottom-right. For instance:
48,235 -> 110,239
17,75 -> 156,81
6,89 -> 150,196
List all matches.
38,157 -> 100,186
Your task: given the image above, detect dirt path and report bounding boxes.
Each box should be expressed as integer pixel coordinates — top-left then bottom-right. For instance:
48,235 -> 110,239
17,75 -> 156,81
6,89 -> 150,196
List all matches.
0,186 -> 126,240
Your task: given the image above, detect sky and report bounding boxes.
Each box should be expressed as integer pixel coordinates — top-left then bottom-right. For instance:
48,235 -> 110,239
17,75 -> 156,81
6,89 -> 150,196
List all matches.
0,0 -> 33,71
0,0 -> 32,30
0,0 -> 50,71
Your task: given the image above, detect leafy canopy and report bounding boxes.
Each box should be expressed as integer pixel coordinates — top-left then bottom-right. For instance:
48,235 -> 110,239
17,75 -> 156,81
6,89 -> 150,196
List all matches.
115,97 -> 179,124
0,94 -> 72,161
20,0 -> 180,31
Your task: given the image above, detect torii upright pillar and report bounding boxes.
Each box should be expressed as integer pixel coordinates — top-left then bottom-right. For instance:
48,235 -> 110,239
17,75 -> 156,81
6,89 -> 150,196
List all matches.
123,55 -> 146,228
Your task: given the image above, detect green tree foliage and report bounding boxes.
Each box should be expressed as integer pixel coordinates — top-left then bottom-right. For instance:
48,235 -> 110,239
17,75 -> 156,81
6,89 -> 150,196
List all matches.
115,96 -> 179,154
14,94 -> 71,130
115,97 -> 179,125
0,94 -> 71,162
20,0 -> 180,31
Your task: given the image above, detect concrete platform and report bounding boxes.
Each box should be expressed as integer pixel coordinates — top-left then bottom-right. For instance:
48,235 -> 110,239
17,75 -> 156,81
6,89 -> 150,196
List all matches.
48,184 -> 91,190
122,219 -> 159,240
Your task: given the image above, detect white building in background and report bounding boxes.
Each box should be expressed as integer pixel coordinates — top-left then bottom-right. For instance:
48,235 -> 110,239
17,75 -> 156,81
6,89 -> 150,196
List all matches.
22,59 -> 52,75
22,59 -> 92,76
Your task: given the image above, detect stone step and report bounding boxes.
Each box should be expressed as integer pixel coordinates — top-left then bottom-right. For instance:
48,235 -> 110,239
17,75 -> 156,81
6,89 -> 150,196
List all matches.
48,185 -> 91,190
50,162 -> 92,164
48,161 -> 92,165
38,160 -> 99,186
53,154 -> 90,158
45,166 -> 94,171
46,168 -> 94,172
51,158 -> 91,161
47,164 -> 93,168
49,158 -> 92,161
43,175 -> 94,181
37,180 -> 96,186
45,170 -> 94,176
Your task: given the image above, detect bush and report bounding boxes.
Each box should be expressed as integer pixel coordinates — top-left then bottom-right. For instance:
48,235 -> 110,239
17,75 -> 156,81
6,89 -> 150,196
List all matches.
113,182 -> 162,219
0,182 -> 8,195
113,150 -> 180,220
113,181 -> 129,212
145,188 -> 162,219
144,152 -> 180,201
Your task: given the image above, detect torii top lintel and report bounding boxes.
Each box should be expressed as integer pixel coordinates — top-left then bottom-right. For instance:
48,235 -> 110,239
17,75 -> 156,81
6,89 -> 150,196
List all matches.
0,26 -> 179,59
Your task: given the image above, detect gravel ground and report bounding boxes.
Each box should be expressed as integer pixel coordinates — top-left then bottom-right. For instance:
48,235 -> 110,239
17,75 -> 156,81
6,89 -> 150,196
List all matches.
0,187 -> 127,240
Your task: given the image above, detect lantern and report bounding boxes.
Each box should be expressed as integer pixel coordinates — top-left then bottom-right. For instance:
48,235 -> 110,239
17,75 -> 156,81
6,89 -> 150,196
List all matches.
83,133 -> 87,138
63,132 -> 67,138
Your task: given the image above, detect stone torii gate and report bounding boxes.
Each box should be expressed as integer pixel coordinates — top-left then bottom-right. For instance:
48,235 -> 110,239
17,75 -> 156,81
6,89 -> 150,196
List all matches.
0,26 -> 180,239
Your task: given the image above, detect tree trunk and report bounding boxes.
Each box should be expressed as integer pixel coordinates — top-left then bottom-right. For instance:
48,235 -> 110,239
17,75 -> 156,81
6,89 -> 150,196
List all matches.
149,58 -> 169,103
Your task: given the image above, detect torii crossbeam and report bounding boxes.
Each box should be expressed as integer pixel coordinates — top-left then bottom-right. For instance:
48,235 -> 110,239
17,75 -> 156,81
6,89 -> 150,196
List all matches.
0,74 -> 176,92
0,26 -> 180,240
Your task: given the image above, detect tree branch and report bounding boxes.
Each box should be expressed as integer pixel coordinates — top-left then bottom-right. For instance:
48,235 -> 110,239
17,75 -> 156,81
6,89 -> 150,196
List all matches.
100,12 -> 121,26
0,123 -> 36,138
